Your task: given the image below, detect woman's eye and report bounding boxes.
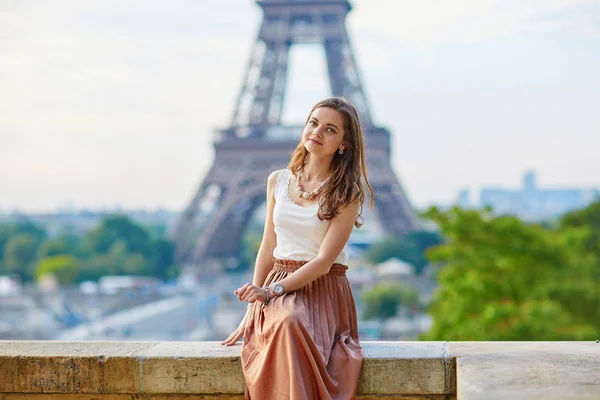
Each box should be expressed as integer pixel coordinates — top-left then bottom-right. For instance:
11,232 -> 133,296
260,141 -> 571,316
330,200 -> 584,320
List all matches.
327,128 -> 335,133
309,120 -> 316,126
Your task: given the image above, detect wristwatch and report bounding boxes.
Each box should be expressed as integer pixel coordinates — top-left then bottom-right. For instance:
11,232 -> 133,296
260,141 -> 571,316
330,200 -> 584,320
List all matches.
272,282 -> 285,296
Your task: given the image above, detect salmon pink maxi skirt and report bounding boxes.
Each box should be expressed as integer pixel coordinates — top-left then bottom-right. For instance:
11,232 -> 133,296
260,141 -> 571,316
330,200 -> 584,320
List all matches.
241,258 -> 363,400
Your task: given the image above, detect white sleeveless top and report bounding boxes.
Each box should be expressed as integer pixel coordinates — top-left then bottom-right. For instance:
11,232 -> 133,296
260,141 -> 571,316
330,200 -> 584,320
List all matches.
272,168 -> 349,266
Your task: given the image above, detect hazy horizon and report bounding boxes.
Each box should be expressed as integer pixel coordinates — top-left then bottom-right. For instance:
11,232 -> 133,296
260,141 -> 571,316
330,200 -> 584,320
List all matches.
2,0 -> 599,213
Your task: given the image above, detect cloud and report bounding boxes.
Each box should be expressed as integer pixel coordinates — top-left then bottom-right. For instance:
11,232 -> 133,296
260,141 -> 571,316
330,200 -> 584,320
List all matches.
350,0 -> 599,50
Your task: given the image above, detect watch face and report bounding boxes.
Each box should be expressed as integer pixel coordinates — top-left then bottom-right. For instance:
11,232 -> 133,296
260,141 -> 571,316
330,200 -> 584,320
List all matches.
274,283 -> 284,295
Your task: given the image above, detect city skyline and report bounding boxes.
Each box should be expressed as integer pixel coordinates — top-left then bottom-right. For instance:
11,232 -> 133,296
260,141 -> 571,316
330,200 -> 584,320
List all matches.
2,0 -> 599,213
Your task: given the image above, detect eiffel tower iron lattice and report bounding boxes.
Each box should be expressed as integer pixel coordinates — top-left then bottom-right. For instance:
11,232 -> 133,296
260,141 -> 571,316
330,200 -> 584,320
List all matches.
172,0 -> 419,272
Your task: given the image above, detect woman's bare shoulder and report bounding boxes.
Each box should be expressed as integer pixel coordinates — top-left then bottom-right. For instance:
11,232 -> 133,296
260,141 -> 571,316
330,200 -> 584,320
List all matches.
267,169 -> 288,190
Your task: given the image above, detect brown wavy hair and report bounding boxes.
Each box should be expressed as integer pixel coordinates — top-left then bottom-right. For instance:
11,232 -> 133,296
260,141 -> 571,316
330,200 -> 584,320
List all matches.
287,97 -> 374,228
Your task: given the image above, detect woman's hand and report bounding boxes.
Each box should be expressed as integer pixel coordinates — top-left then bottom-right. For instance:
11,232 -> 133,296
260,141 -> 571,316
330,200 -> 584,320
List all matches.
221,284 -> 269,346
221,303 -> 254,346
234,283 -> 268,304
221,324 -> 244,346
221,321 -> 246,346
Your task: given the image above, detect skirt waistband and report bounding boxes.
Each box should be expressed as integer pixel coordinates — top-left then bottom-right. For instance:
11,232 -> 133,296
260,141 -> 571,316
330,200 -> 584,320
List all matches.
272,258 -> 348,276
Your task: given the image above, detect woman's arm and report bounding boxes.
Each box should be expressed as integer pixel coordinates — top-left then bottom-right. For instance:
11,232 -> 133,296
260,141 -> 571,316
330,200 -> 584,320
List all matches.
236,191 -> 359,304
267,199 -> 359,295
222,171 -> 280,346
250,170 -> 280,287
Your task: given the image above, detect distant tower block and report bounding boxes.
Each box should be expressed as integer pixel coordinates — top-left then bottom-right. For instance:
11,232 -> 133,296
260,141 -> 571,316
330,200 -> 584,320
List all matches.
172,0 -> 419,272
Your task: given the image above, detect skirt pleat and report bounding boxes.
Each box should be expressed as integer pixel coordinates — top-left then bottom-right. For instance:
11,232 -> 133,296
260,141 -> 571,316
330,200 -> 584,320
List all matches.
241,258 -> 363,400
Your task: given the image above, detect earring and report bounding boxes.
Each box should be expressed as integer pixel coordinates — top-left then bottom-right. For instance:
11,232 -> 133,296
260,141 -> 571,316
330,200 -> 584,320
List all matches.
338,149 -> 344,155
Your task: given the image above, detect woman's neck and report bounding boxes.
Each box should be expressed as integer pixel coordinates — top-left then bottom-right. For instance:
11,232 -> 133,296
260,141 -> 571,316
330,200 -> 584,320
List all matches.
302,155 -> 332,182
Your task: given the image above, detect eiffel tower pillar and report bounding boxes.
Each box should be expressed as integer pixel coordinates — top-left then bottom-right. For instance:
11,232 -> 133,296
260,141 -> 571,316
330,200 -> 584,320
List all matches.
172,0 -> 420,275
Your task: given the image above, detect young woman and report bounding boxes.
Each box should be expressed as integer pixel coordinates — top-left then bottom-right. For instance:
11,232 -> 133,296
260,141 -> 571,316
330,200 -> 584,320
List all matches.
221,97 -> 374,400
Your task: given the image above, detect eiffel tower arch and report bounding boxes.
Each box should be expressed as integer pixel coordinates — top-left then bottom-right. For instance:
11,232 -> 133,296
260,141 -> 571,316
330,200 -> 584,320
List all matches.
172,0 -> 420,273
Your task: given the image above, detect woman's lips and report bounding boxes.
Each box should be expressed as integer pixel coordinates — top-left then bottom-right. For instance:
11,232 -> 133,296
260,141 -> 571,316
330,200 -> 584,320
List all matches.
308,138 -> 322,145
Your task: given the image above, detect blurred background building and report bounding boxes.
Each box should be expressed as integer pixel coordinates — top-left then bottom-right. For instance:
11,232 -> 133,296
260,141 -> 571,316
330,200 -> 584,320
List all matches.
457,171 -> 600,221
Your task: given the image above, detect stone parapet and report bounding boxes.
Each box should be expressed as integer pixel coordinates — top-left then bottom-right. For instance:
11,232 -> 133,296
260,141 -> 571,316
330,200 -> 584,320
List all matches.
0,341 -> 598,399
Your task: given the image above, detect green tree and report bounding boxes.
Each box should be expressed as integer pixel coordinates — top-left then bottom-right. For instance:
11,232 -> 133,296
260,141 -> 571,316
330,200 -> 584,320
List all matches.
239,232 -> 262,271
78,254 -> 113,282
12,221 -> 47,243
420,206 -> 599,341
54,228 -> 84,257
79,240 -> 153,281
1,216 -> 179,282
77,215 -> 168,279
0,224 -> 12,263
38,238 -> 70,258
0,221 -> 47,262
82,215 -> 151,257
559,200 -> 600,255
151,238 -> 177,280
36,255 -> 80,285
361,283 -> 419,321
2,234 -> 40,281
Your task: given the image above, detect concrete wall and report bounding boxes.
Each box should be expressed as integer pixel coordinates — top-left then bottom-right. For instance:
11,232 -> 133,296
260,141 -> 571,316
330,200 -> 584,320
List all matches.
0,341 -> 598,399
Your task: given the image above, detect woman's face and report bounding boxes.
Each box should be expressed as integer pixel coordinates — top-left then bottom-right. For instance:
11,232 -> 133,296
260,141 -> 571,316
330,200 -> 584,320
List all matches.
302,107 -> 347,157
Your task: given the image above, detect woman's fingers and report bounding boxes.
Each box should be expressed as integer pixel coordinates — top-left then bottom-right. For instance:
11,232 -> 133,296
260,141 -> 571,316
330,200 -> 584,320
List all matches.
240,285 -> 258,301
221,331 -> 234,345
221,328 -> 243,346
235,284 -> 247,300
247,289 -> 267,304
236,283 -> 253,301
235,284 -> 267,304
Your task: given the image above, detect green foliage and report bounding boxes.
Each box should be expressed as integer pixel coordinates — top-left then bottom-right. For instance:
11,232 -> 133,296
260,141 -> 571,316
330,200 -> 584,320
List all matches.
36,255 -> 80,284
0,221 -> 47,262
0,224 -> 11,262
361,283 -> 419,321
80,241 -> 149,279
151,238 -> 177,280
420,206 -> 599,341
364,230 -> 443,275
76,215 -> 177,280
11,221 -> 47,244
559,200 -> 600,254
82,215 -> 151,256
239,232 -> 262,271
2,233 -> 41,280
0,215 -> 178,283
38,238 -> 70,258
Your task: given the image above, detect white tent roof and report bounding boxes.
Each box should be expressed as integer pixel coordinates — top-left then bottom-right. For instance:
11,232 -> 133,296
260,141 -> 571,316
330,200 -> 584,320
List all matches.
375,258 -> 415,276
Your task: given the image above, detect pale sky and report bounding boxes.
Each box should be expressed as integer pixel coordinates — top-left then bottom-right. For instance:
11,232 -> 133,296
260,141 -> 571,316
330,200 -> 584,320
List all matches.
1,0 -> 599,213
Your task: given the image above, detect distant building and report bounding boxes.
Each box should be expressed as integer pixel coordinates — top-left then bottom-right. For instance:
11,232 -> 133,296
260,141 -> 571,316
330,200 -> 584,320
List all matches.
479,171 -> 599,221
457,188 -> 470,209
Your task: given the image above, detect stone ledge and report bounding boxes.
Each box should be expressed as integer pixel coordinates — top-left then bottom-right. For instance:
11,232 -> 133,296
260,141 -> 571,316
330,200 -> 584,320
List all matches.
1,341 -> 598,399
450,342 -> 600,400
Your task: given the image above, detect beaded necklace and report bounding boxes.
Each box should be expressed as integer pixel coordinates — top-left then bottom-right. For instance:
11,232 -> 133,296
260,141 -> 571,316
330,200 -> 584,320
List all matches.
295,168 -> 331,200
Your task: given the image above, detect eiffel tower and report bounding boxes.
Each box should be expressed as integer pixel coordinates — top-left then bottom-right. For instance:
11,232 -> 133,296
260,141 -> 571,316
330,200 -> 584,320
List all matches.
172,0 -> 419,272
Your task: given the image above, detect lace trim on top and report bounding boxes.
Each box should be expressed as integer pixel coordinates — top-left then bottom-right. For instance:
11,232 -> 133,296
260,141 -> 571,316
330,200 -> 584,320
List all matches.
274,168 -> 288,199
